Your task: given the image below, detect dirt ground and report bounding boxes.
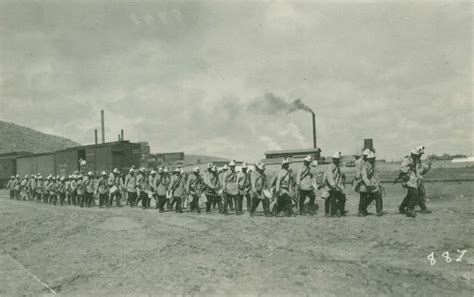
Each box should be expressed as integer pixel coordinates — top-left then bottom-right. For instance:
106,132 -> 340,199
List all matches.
0,183 -> 473,297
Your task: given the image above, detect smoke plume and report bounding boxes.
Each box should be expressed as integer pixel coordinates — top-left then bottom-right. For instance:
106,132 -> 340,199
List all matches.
247,93 -> 314,115
288,98 -> 314,114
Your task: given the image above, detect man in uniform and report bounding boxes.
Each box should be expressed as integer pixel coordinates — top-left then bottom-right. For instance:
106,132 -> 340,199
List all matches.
353,149 -> 370,216
323,152 -> 346,217
219,164 -> 235,211
359,151 -> 386,216
35,175 -> 44,202
43,176 -> 50,203
58,177 -> 67,206
108,168 -> 124,207
296,156 -> 317,215
187,167 -> 204,213
20,175 -> 28,200
96,171 -> 109,207
148,170 -> 158,209
399,147 -> 432,217
204,165 -> 221,213
135,168 -> 146,207
156,168 -> 171,212
237,163 -> 252,214
48,176 -> 58,205
274,158 -> 294,217
27,175 -> 36,201
84,172 -> 95,207
6,176 -> 15,199
75,174 -> 84,206
168,168 -> 185,213
69,174 -> 77,205
250,161 -> 272,217
223,161 -> 239,215
125,168 -> 138,207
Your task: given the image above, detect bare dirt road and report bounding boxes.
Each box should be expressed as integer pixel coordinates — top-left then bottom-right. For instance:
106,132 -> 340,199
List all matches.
0,183 -> 473,297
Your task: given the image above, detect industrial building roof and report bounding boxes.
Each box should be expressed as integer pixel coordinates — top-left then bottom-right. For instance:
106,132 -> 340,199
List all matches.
264,148 -> 322,155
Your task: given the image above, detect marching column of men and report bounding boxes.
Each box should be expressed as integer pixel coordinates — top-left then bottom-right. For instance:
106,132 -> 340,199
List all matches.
5,146 -> 433,218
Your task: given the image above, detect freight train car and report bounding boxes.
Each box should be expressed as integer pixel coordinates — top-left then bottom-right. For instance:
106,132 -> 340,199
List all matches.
16,153 -> 56,178
57,141 -> 142,176
0,152 -> 33,187
55,148 -> 86,177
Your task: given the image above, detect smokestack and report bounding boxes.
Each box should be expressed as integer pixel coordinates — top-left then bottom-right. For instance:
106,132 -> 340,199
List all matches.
94,129 -> 98,145
312,113 -> 317,148
118,134 -> 121,141
101,110 -> 105,144
121,129 -> 124,141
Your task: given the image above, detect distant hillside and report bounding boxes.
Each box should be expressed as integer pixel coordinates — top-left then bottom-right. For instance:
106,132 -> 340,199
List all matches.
0,121 -> 80,154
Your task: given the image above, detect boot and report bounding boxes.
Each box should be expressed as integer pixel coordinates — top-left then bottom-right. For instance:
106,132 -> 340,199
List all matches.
420,209 -> 432,214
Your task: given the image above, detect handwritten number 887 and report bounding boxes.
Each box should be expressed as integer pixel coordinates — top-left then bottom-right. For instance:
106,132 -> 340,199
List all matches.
427,250 -> 467,266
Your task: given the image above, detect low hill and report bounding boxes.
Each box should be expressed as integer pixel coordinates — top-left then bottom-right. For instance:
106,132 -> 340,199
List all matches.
0,121 -> 80,154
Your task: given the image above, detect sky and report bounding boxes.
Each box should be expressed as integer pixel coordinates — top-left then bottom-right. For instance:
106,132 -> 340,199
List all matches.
0,0 -> 472,162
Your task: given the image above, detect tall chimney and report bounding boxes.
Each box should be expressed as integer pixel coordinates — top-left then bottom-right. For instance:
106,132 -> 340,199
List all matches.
94,129 -> 98,145
118,134 -> 121,141
121,129 -> 124,141
101,110 -> 105,143
312,113 -> 317,148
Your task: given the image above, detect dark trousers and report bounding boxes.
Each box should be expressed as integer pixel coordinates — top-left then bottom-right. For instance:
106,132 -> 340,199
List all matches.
174,196 -> 182,212
223,193 -> 236,214
78,194 -> 84,207
358,192 -> 367,213
138,192 -> 148,208
234,195 -> 244,214
400,187 -> 427,211
9,190 -> 14,199
229,195 -> 234,211
109,192 -> 122,206
66,193 -> 71,205
99,193 -> 108,207
299,189 -> 316,214
205,193 -> 221,212
157,195 -> 166,210
85,192 -> 94,207
43,194 -> 49,203
275,192 -> 292,216
250,197 -> 271,215
238,193 -> 251,211
71,192 -> 77,205
364,192 -> 383,214
59,193 -> 66,205
328,190 -> 346,216
128,191 -> 137,206
50,194 -> 57,205
406,187 -> 426,211
190,194 -> 201,213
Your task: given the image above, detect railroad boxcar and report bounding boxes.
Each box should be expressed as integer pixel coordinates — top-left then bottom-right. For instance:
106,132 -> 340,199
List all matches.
0,152 -> 33,187
61,141 -> 142,175
17,153 -> 56,178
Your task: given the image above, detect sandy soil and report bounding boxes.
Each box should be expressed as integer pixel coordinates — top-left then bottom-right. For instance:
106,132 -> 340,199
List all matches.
0,183 -> 473,297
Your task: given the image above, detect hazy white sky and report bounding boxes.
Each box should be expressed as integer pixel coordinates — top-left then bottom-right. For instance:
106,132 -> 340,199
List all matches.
0,1 -> 472,162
